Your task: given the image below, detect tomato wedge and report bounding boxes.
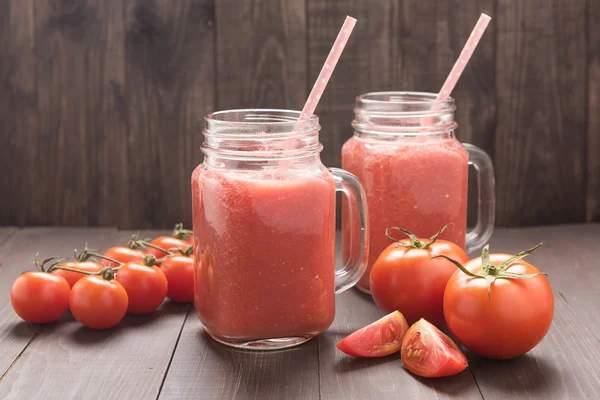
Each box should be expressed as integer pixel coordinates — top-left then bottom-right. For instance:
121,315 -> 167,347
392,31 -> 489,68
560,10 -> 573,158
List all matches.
401,318 -> 468,377
336,311 -> 409,357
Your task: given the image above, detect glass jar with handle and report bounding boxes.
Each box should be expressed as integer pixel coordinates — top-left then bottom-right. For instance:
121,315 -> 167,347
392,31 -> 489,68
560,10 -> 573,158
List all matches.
342,92 -> 495,293
192,109 -> 369,350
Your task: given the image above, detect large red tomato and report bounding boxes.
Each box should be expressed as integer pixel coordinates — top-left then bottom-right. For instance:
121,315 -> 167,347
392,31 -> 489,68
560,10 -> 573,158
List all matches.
370,226 -> 469,326
442,244 -> 554,359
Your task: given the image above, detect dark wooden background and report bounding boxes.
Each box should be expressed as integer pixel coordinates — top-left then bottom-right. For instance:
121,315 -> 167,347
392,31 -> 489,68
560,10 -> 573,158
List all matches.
0,0 -> 596,229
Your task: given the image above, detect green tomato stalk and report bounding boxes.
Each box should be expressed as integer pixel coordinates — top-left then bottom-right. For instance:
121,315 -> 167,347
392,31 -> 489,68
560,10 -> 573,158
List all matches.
433,243 -> 547,301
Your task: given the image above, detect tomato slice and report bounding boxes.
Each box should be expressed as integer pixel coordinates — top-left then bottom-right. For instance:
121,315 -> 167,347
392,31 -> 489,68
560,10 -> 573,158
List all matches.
401,318 -> 468,377
336,311 -> 409,357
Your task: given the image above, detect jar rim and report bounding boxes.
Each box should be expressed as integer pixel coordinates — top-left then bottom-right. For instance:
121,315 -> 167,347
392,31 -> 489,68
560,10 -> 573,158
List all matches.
205,109 -> 319,138
355,91 -> 455,114
202,109 -> 322,160
352,91 -> 457,136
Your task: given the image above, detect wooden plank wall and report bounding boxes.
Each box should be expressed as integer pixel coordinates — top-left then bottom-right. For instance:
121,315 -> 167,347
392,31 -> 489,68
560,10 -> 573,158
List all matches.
0,0 -> 595,229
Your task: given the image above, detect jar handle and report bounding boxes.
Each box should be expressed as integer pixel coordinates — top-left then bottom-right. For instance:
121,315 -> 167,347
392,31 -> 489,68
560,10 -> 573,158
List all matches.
464,144 -> 496,254
330,168 -> 370,294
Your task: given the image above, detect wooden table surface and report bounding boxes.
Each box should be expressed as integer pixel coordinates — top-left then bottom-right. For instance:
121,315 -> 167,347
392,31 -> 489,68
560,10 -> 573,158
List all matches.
0,225 -> 598,399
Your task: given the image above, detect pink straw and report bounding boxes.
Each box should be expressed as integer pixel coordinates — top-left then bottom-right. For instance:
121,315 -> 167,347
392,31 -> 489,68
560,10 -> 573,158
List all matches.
297,16 -> 357,123
277,16 -> 356,176
437,14 -> 491,100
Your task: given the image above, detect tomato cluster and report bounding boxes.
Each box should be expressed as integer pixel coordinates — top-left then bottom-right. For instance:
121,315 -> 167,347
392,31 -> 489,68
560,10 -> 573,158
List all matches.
337,224 -> 555,379
10,224 -> 196,330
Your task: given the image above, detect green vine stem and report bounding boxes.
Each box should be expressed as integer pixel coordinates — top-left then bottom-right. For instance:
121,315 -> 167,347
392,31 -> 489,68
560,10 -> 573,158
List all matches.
51,265 -> 116,281
385,223 -> 454,250
74,244 -> 123,267
131,239 -> 175,256
172,223 -> 193,240
432,243 -> 546,301
34,255 -> 64,273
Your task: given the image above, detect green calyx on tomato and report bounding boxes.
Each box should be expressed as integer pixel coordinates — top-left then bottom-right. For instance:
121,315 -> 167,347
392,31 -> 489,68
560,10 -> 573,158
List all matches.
386,223 -> 453,250
176,245 -> 194,257
434,243 -> 546,301
143,253 -> 163,266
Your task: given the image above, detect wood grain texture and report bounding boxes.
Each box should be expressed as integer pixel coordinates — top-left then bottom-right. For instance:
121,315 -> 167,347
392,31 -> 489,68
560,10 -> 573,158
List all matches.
468,295 -> 600,400
32,0 -> 108,225
0,1 -> 596,228
494,0 -> 587,226
0,228 -> 115,380
0,226 -> 600,398
158,313 -> 320,399
214,0 -> 307,110
0,230 -> 193,400
587,0 -> 600,222
0,0 -> 38,226
124,0 -> 215,229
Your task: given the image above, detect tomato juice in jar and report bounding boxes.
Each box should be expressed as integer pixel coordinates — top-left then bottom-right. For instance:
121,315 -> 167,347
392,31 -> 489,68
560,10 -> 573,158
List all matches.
192,109 -> 369,350
342,92 -> 495,293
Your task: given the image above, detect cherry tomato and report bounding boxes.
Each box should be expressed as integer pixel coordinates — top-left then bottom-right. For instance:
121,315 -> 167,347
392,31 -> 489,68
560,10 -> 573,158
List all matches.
443,245 -> 554,359
116,262 -> 168,314
70,275 -> 128,329
336,311 -> 409,357
146,237 -> 189,259
102,246 -> 145,267
160,255 -> 194,303
401,318 -> 468,378
11,272 -> 71,324
370,227 -> 469,326
51,261 -> 104,288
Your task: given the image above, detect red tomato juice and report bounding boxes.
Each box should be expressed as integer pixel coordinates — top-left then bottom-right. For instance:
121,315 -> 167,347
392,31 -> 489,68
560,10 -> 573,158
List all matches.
342,136 -> 468,290
192,167 -> 337,339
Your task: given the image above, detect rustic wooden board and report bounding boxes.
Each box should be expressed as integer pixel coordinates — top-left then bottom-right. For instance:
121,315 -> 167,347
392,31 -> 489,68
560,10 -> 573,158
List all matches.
214,0 -> 307,110
588,1 -> 600,222
0,230 -> 194,400
0,1 -> 596,229
30,1 -> 125,226
124,0 -> 214,229
494,0 -> 587,226
0,228 -> 115,381
0,1 -> 39,226
158,312 -> 320,399
467,295 -> 600,400
1,226 -> 600,398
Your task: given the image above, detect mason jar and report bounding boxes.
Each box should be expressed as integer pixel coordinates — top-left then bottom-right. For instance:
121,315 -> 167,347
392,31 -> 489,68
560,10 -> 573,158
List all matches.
342,92 -> 495,293
192,109 -> 369,350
